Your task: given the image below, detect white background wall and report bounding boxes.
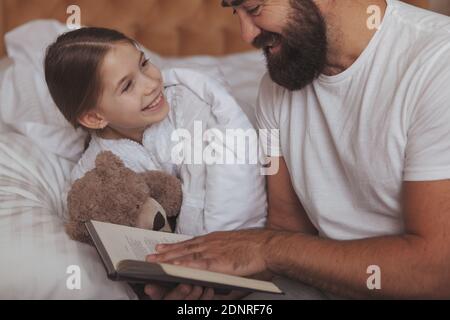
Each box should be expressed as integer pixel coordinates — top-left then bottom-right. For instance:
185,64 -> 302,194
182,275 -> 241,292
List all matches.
429,0 -> 450,15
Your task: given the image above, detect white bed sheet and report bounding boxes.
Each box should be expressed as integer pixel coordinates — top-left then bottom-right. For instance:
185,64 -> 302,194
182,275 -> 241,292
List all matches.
0,20 -> 266,299
0,132 -> 136,300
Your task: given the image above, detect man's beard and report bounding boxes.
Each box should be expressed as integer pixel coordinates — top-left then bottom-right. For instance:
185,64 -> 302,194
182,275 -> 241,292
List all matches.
253,0 -> 328,91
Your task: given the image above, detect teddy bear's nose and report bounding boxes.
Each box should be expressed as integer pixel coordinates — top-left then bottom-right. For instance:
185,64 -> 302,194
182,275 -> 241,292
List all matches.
153,212 -> 166,231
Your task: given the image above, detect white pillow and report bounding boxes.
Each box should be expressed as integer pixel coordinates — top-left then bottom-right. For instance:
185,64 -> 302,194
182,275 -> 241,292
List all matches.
0,132 -> 136,299
1,20 -> 86,162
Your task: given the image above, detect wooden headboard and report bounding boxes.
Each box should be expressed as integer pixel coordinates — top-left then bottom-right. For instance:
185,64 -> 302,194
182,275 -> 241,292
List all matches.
0,0 -> 252,58
0,0 -> 429,58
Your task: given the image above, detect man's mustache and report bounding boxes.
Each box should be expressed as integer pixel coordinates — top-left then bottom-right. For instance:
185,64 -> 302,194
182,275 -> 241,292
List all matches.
252,30 -> 283,49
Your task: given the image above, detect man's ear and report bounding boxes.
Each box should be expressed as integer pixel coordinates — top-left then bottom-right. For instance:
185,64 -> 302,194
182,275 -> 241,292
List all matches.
78,110 -> 109,130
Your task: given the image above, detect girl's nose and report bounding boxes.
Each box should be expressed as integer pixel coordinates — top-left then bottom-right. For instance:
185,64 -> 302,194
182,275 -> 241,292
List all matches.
141,74 -> 160,96
237,10 -> 262,44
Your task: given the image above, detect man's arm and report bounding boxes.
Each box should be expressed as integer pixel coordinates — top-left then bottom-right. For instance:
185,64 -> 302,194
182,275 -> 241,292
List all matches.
149,179 -> 450,299
264,179 -> 450,299
266,157 -> 318,234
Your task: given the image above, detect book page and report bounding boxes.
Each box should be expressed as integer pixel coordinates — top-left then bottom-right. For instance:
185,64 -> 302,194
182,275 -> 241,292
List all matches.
91,221 -> 192,268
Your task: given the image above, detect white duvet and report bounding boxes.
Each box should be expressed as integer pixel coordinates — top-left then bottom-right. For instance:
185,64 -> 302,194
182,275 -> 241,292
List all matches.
0,133 -> 135,299
0,20 -> 267,299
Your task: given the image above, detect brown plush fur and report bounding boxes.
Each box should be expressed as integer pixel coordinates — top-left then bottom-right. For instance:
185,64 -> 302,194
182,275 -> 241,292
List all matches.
66,151 -> 182,244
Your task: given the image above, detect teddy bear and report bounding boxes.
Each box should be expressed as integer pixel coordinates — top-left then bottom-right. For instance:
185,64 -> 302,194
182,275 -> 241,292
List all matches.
65,151 -> 183,244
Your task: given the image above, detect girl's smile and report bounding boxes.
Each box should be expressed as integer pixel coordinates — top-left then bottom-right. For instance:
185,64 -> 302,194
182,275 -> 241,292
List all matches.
142,91 -> 165,113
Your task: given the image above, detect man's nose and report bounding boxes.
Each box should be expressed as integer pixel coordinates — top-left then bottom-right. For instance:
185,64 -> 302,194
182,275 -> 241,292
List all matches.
237,11 -> 261,44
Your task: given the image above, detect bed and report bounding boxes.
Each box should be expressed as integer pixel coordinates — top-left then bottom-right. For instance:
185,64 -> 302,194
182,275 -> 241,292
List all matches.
0,0 -> 268,300
0,0 -> 433,300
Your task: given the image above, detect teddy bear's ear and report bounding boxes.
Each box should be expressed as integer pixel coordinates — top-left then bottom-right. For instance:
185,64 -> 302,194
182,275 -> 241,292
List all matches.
95,151 -> 125,171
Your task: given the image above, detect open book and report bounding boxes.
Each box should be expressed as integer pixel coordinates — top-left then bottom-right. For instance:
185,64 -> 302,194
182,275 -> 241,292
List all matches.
86,221 -> 283,295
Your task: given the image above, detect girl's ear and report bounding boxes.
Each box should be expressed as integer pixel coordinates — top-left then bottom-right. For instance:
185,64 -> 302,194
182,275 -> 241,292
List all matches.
78,110 -> 109,130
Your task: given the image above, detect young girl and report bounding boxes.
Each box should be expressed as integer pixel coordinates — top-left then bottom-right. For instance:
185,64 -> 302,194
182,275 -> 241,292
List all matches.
45,27 -> 267,236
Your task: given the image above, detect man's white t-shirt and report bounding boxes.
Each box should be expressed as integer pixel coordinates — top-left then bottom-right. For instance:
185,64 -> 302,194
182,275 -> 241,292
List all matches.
257,0 -> 450,240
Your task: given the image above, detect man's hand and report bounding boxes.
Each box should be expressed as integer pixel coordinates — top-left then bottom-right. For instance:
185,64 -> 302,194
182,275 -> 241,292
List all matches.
144,284 -> 215,300
147,229 -> 276,277
144,229 -> 278,301
144,284 -> 249,301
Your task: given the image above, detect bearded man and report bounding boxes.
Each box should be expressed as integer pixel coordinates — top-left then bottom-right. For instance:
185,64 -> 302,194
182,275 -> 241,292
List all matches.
145,0 -> 450,300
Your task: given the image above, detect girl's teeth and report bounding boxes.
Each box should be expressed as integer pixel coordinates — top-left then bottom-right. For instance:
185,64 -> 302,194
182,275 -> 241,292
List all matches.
145,93 -> 162,110
150,94 -> 162,108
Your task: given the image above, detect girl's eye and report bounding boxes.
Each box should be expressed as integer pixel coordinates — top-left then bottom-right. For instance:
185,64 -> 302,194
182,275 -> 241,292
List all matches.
233,8 -> 237,15
142,58 -> 150,68
247,5 -> 262,16
123,81 -> 132,93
